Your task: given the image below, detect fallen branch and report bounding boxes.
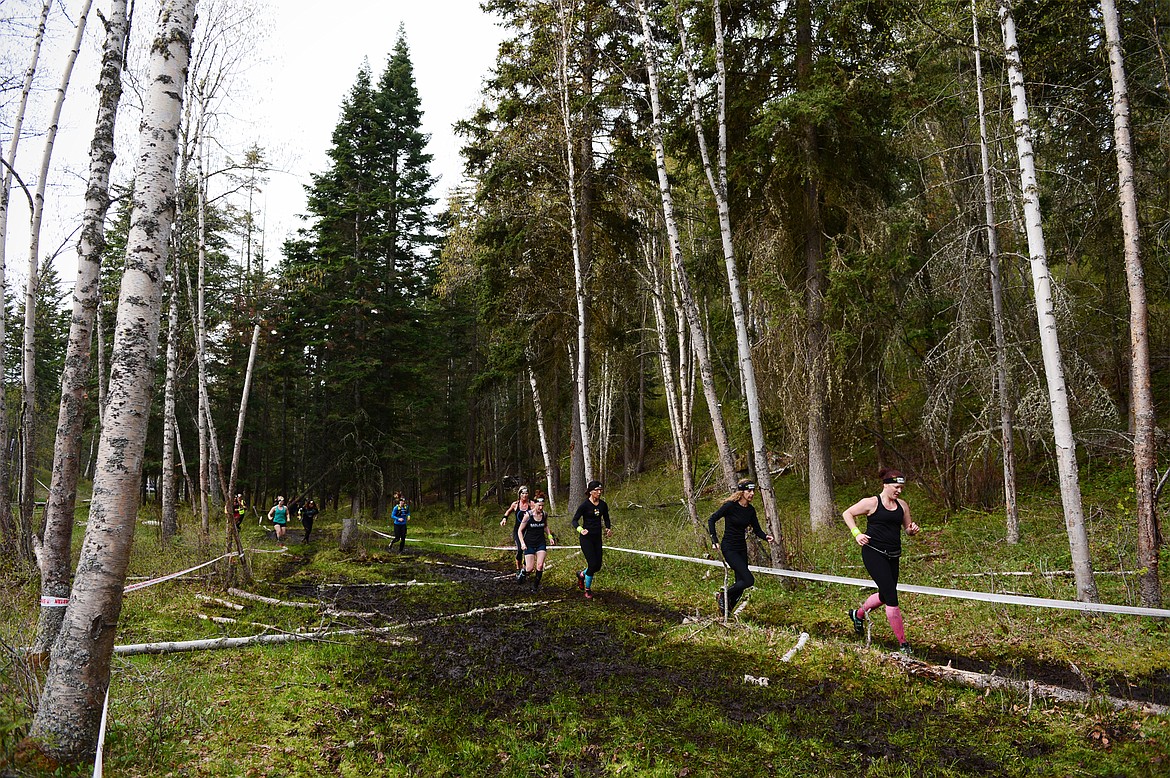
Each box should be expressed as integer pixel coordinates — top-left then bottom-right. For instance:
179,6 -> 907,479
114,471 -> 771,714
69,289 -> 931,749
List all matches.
890,655 -> 1169,715
225,587 -> 377,619
316,581 -> 442,588
114,630 -> 411,656
195,594 -> 244,610
780,632 -> 809,663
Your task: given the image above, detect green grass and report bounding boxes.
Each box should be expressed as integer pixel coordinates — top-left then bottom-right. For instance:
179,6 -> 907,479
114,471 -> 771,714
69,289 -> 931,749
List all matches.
2,466 -> 1170,776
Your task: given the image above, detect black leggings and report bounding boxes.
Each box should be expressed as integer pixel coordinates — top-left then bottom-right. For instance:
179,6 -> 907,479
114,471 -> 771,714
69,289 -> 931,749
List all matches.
862,545 -> 901,607
393,523 -> 407,551
512,524 -> 523,566
580,532 -> 604,576
721,546 -> 754,610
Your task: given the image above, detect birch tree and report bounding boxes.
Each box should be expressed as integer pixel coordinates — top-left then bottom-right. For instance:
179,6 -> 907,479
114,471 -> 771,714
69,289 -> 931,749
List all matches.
971,0 -> 1019,543
32,0 -> 129,656
675,0 -> 788,559
642,230 -> 701,531
528,364 -> 557,516
0,0 -> 51,552
1099,0 -> 1159,607
24,0 -> 198,765
555,0 -> 594,488
997,0 -> 1097,602
20,0 -> 94,559
634,0 -> 737,492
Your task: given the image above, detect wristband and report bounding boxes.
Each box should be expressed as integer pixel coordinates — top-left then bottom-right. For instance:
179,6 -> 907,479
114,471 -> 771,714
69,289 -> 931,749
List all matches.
850,526 -> 861,538
577,526 -> 586,535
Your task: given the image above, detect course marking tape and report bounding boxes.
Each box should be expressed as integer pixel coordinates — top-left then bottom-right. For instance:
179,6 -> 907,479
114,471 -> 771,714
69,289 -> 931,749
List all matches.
40,596 -> 69,607
602,545 -> 1170,619
93,686 -> 110,778
405,538 -> 1170,618
123,552 -> 239,593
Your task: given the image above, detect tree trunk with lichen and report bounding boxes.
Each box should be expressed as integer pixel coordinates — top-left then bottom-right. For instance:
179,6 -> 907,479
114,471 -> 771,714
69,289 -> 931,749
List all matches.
22,1 -> 197,767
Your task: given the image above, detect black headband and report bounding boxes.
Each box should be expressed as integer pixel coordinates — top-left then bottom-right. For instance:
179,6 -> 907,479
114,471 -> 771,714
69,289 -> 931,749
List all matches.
882,476 -> 906,485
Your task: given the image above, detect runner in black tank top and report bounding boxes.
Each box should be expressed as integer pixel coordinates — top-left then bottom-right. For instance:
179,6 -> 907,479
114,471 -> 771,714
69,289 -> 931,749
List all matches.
517,493 -> 551,592
501,486 -> 533,579
842,467 -> 920,655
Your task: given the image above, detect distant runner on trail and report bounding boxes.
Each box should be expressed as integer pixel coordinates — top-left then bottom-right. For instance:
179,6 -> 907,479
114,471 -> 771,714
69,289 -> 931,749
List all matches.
301,499 -> 319,542
572,480 -> 612,600
268,496 -> 289,544
501,486 -> 534,579
390,496 -> 410,552
231,494 -> 246,532
842,467 -> 920,656
707,480 -> 773,619
517,493 -> 552,592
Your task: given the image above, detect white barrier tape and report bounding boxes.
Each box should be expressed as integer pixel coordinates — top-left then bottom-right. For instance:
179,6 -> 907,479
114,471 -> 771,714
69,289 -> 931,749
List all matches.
602,545 -> 1170,619
366,525 -> 394,539
93,686 -> 110,778
245,547 -> 289,554
123,552 -> 239,593
40,595 -> 69,607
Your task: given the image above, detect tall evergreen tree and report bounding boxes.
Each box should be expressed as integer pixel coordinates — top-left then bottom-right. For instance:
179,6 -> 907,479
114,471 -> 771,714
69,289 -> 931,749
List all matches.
277,28 -> 439,524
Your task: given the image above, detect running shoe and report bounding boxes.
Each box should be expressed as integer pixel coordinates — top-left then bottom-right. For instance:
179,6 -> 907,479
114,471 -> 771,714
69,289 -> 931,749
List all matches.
577,570 -> 586,590
715,590 -> 725,615
898,643 -> 913,657
584,589 -> 594,600
848,608 -> 866,637
516,570 -> 527,583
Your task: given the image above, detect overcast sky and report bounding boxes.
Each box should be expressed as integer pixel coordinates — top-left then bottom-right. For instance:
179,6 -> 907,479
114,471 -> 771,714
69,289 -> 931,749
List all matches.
259,0 -> 505,261
3,0 -> 505,286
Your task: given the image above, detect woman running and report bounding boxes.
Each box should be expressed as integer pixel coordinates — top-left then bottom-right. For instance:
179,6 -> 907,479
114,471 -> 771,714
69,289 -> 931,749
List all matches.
390,497 -> 410,552
517,493 -> 551,592
501,486 -> 534,579
268,496 -> 289,544
842,467 -> 920,655
572,480 -> 612,600
707,480 -> 773,619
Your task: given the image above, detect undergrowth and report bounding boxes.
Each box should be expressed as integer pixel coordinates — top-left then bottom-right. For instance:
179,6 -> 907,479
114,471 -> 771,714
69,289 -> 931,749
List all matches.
1,465 -> 1168,776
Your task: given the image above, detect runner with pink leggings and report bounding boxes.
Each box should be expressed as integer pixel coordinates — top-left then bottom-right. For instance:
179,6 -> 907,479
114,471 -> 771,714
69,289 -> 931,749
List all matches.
841,467 -> 920,656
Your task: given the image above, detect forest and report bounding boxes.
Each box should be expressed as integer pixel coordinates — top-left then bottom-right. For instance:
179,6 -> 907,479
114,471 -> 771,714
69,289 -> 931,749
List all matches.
1,0 -> 1169,773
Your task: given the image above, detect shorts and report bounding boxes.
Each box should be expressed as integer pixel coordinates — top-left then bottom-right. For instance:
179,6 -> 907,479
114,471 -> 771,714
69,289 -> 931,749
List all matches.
523,542 -> 547,555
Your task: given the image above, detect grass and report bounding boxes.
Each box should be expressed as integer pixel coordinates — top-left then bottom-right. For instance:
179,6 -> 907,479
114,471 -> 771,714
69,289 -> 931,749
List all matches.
2,465 -> 1169,776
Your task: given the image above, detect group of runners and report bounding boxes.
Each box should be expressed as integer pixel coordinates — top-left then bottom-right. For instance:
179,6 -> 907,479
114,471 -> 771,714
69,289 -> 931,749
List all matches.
502,480 -> 612,598
501,467 -> 920,653
255,495 -> 320,545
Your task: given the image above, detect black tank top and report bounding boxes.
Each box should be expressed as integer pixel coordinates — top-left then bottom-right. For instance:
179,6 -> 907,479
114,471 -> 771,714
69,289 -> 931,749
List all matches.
523,514 -> 547,543
866,496 -> 904,553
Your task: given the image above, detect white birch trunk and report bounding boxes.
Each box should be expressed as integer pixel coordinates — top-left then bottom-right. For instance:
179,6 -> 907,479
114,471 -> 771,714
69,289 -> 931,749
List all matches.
998,0 -> 1097,601
555,0 -> 593,482
972,0 -> 1020,544
644,236 -> 700,530
33,0 -> 128,656
677,0 -> 788,562
195,142 -> 211,533
26,2 -> 197,764
0,0 -> 51,549
635,0 -> 737,489
527,366 -> 557,516
20,0 -> 94,559
1099,0 -> 1159,607
161,268 -> 180,538
228,323 -> 261,504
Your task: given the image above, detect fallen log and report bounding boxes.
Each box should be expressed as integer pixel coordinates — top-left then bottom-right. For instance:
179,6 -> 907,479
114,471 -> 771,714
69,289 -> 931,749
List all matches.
889,655 -> 1169,716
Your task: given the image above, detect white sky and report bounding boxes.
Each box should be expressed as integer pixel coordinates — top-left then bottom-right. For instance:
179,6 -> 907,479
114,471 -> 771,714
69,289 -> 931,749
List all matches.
259,0 -> 505,260
3,0 -> 505,287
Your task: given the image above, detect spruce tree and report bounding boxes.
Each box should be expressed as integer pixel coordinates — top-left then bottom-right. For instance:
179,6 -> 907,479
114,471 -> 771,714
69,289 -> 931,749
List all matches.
278,28 -> 439,510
